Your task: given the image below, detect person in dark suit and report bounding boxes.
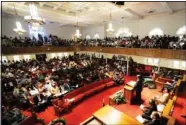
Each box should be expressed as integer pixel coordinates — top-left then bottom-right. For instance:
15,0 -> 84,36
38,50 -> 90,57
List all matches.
135,75 -> 144,102
142,99 -> 157,120
144,112 -> 160,125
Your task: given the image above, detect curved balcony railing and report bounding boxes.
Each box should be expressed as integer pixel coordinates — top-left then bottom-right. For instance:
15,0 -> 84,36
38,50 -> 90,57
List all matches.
2,45 -> 186,60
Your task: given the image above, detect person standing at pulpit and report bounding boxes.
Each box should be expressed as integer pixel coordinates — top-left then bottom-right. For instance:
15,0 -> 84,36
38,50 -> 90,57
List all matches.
135,75 -> 144,102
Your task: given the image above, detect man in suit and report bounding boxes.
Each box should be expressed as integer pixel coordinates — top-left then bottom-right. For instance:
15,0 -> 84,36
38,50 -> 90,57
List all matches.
135,75 -> 144,102
142,99 -> 157,120
144,112 -> 160,125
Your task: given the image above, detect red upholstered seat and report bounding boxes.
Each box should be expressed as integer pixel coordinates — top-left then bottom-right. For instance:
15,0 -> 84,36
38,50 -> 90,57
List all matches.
95,84 -> 106,92
103,78 -> 112,83
61,78 -> 116,112
106,81 -> 115,87
65,89 -> 81,99
72,94 -> 84,103
57,99 -> 70,108
51,99 -> 58,105
53,105 -> 66,116
62,102 -> 71,108
84,89 -> 96,96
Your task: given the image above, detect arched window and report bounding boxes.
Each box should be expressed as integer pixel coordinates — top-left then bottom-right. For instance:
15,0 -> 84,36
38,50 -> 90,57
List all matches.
94,33 -> 100,39
2,56 -> 8,62
57,53 -> 63,57
86,35 -> 91,40
51,53 -> 57,58
182,61 -> 186,69
147,58 -> 159,66
176,25 -> 186,38
148,28 -> 163,37
13,55 -> 20,61
23,55 -> 31,60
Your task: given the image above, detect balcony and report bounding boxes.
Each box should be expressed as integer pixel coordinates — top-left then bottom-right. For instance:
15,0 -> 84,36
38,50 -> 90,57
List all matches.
2,46 -> 186,60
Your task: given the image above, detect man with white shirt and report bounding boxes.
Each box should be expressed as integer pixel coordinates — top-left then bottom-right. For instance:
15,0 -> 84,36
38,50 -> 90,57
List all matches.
44,80 -> 53,91
154,87 -> 170,104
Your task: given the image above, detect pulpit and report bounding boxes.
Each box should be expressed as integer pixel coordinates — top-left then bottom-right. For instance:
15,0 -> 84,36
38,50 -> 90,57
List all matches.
124,81 -> 136,104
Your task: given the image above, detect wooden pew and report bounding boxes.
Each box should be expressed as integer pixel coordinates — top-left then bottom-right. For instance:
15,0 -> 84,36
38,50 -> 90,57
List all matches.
168,79 -> 182,99
175,79 -> 182,96
183,74 -> 186,82
167,117 -> 176,125
161,99 -> 176,125
155,77 -> 173,88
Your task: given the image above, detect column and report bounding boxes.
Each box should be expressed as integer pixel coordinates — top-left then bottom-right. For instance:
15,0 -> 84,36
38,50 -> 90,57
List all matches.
127,56 -> 129,75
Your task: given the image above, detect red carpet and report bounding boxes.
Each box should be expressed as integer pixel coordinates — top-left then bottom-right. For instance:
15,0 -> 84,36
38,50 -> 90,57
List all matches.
22,76 -> 185,125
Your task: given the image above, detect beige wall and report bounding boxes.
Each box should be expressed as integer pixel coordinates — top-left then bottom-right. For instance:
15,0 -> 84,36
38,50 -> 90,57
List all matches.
2,52 -> 186,70
2,54 -> 36,61
81,10 -> 185,38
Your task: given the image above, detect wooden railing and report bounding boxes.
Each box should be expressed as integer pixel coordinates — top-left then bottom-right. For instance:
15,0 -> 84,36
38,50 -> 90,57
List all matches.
2,46 -> 186,60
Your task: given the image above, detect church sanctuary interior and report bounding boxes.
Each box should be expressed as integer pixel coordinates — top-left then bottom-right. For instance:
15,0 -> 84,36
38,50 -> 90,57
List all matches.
1,1 -> 186,125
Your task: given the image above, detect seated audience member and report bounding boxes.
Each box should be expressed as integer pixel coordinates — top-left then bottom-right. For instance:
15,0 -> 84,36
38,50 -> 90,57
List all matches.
13,85 -> 20,98
37,83 -> 45,93
141,99 -> 157,120
165,70 -> 174,79
122,65 -> 127,75
154,87 -> 170,104
144,112 -> 161,125
63,82 -> 71,91
113,71 -> 123,85
42,89 -> 52,99
50,83 -> 62,97
118,71 -> 124,83
45,80 -> 53,90
33,94 -> 46,105
32,94 -> 47,112
161,77 -> 178,92
29,85 -> 39,96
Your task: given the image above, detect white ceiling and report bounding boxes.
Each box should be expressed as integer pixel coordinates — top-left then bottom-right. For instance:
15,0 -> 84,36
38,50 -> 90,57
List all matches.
2,2 -> 186,27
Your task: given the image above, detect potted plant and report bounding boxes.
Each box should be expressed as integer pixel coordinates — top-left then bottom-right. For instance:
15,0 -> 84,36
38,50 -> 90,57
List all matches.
113,92 -> 126,104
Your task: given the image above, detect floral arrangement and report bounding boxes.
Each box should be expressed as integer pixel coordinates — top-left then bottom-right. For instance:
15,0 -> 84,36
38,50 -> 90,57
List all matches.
48,118 -> 66,125
113,92 -> 126,104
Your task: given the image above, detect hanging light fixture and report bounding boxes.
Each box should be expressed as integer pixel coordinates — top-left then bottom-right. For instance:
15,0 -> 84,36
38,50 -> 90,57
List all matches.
24,2 -> 45,31
75,22 -> 82,38
106,9 -> 115,33
13,3 -> 26,35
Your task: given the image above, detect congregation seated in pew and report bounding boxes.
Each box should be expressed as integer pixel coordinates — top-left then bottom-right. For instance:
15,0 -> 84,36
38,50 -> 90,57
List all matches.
2,53 -> 127,114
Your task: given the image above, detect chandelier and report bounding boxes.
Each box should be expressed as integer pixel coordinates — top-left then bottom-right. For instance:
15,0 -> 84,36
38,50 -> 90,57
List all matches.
13,3 -> 26,35
106,9 -> 115,33
75,22 -> 82,38
13,21 -> 26,35
24,3 -> 45,31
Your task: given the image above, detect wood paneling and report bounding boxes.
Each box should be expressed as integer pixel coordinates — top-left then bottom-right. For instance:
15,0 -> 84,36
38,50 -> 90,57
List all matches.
2,46 -> 186,60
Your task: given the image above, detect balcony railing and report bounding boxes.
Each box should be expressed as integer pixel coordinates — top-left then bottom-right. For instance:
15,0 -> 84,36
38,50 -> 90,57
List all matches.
2,45 -> 186,60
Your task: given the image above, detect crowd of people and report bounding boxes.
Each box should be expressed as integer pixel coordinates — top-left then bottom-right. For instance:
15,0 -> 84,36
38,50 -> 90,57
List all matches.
2,34 -> 186,50
2,53 -> 127,114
